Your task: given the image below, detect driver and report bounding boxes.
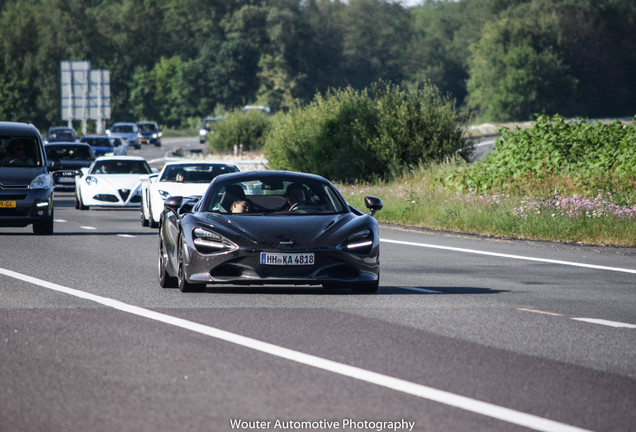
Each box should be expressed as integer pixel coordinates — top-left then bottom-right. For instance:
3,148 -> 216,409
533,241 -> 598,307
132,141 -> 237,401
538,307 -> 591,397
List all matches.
281,183 -> 307,211
2,139 -> 35,165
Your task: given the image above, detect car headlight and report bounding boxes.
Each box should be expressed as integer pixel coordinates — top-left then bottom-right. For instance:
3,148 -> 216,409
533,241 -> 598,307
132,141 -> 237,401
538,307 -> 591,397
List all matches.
158,190 -> 171,200
341,229 -> 374,253
152,133 -> 158,138
192,227 -> 238,254
85,176 -> 98,186
29,174 -> 51,190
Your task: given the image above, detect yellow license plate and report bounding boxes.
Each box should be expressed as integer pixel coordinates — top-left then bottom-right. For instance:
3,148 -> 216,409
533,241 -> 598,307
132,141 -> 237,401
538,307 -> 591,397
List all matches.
0,200 -> 17,208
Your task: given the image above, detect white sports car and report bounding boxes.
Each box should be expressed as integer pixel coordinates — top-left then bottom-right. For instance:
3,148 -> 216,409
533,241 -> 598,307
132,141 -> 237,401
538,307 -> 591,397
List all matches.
140,161 -> 240,227
75,156 -> 153,210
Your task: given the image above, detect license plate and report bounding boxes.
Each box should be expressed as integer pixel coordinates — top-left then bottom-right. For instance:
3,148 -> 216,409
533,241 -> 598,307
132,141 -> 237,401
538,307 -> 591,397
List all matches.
0,200 -> 16,208
58,177 -> 75,183
260,252 -> 314,266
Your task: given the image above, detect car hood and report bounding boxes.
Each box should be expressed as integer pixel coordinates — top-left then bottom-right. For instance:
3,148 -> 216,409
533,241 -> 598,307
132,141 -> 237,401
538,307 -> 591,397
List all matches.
91,174 -> 143,189
196,212 -> 362,247
0,167 -> 47,187
155,182 -> 210,196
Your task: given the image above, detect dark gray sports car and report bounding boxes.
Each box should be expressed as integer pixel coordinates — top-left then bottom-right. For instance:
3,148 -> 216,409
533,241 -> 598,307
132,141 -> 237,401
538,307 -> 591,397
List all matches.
158,170 -> 383,293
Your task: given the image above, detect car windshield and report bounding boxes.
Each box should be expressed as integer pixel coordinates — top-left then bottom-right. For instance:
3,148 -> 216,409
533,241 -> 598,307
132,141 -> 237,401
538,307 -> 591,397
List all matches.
90,160 -> 152,174
0,136 -> 43,167
48,129 -> 75,140
204,175 -> 347,215
46,145 -> 94,161
160,163 -> 239,183
138,123 -> 158,131
112,125 -> 136,133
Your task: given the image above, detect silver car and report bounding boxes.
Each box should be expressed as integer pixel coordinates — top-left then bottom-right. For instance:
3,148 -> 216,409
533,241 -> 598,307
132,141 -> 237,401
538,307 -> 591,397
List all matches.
107,122 -> 141,149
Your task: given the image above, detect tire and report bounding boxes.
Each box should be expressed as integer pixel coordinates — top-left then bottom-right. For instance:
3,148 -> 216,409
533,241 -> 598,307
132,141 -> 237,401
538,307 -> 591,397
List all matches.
77,190 -> 88,210
33,209 -> 54,235
177,239 -> 205,293
351,279 -> 379,294
158,239 -> 178,288
148,200 -> 159,228
140,197 -> 149,227
141,210 -> 149,227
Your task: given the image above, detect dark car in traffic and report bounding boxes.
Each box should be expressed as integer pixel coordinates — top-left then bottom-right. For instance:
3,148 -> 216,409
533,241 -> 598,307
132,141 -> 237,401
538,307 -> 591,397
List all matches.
137,121 -> 162,147
158,170 -> 383,292
45,142 -> 95,191
0,122 -> 55,234
44,126 -> 78,143
80,135 -> 126,157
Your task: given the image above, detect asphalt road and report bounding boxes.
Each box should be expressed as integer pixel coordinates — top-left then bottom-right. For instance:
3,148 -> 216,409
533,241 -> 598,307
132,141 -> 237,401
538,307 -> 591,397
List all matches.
1,140 -> 635,432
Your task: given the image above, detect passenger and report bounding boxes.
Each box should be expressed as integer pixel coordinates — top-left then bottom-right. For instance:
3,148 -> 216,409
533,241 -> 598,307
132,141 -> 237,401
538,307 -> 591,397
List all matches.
231,200 -> 251,214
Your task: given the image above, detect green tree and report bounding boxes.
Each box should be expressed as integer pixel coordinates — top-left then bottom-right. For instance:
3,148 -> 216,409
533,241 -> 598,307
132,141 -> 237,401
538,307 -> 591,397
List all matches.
336,0 -> 411,90
0,1 -> 42,123
466,3 -> 577,121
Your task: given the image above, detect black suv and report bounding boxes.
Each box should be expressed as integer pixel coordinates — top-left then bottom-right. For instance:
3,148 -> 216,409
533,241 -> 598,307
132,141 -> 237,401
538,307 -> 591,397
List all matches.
0,122 -> 55,234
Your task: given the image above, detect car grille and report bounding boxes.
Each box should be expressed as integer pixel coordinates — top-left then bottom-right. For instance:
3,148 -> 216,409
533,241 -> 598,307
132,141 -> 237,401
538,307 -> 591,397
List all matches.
93,194 -> 119,203
0,194 -> 28,200
0,208 -> 30,217
119,189 -> 130,201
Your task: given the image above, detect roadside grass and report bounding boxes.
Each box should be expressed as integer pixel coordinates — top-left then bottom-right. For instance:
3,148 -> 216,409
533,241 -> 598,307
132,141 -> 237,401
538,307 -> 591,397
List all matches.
338,161 -> 636,247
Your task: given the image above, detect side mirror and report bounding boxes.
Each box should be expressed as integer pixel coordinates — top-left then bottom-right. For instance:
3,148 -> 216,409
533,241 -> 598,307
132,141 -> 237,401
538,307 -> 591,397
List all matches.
364,196 -> 383,217
47,159 -> 60,171
178,197 -> 200,215
164,195 -> 183,211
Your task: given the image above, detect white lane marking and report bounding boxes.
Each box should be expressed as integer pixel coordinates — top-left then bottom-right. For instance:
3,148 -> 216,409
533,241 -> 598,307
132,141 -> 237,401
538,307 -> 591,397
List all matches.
80,226 -> 97,230
381,239 -> 636,275
398,286 -> 442,294
54,219 -> 66,223
0,267 -> 593,432
572,318 -> 636,329
118,234 -> 135,238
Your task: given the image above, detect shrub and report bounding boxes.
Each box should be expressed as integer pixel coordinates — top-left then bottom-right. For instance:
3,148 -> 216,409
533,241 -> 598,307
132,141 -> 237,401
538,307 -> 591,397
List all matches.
207,109 -> 272,152
264,81 -> 466,182
445,115 -> 636,203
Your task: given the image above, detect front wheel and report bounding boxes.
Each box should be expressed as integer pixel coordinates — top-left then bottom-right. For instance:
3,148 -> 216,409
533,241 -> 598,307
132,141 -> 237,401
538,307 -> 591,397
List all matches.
177,240 -> 206,293
141,203 -> 149,227
76,190 -> 88,210
33,209 -> 54,235
158,239 -> 178,288
148,200 -> 159,228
